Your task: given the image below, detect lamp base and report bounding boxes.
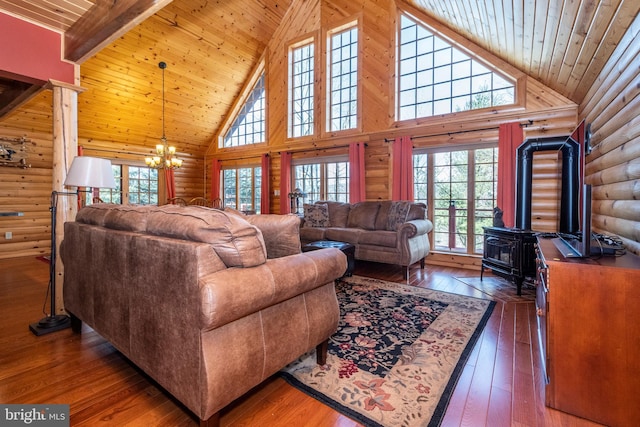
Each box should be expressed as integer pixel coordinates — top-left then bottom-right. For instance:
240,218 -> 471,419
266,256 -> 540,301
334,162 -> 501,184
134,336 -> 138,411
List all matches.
29,314 -> 71,336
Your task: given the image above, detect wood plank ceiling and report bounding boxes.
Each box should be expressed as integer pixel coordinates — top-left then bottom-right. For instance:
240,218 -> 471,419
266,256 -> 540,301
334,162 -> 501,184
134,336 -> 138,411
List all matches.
0,0 -> 638,155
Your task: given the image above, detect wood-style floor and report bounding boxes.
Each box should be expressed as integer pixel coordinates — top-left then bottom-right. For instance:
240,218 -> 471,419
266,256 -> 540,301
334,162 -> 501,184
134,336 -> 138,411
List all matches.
0,256 -> 602,427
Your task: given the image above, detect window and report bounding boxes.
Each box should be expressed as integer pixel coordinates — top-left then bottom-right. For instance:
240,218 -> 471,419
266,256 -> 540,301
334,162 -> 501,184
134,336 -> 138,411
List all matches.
397,14 -> 515,121
289,40 -> 315,138
292,158 -> 349,203
222,166 -> 262,213
221,73 -> 266,148
97,164 -> 158,205
413,145 -> 497,254
328,25 -> 358,131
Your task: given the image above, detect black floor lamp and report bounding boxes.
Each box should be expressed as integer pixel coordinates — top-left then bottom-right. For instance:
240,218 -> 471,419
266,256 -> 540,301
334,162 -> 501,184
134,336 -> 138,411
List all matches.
29,156 -> 116,336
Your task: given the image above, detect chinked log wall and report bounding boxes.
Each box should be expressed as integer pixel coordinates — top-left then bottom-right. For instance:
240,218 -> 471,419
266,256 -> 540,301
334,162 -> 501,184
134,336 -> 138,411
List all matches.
580,13 -> 640,256
0,123 -> 204,260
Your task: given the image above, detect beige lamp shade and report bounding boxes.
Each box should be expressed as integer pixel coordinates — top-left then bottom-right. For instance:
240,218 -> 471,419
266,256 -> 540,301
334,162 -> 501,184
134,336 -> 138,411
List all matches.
64,156 -> 117,189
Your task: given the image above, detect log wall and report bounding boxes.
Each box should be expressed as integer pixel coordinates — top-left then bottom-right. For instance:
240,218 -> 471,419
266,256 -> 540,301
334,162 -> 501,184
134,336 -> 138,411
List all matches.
0,104 -> 203,261
580,13 -> 640,255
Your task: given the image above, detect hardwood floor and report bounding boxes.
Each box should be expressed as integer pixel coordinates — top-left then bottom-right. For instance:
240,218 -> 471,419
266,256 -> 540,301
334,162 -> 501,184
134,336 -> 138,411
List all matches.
0,256 -> 601,427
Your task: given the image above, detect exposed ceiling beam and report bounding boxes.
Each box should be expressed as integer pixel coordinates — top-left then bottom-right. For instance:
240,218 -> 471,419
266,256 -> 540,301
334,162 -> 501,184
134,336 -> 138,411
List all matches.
0,72 -> 46,119
64,0 -> 174,63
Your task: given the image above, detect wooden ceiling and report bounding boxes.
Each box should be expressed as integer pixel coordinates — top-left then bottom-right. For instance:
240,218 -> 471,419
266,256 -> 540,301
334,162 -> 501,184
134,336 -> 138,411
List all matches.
0,0 -> 638,156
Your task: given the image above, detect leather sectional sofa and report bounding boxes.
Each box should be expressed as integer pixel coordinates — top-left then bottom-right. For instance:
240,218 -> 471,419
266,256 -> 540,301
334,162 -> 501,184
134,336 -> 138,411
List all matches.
300,200 -> 433,278
61,204 -> 346,427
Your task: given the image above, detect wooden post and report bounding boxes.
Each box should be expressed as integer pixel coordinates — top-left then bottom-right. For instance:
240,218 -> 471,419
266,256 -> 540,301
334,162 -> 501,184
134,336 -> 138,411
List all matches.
48,79 -> 86,315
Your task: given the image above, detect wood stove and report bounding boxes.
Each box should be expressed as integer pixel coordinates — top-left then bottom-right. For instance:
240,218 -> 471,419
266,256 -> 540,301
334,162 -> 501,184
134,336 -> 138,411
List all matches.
481,227 -> 536,295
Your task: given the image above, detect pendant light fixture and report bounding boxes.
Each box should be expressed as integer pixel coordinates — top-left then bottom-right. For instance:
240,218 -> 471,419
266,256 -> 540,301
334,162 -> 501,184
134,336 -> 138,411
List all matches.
145,61 -> 183,169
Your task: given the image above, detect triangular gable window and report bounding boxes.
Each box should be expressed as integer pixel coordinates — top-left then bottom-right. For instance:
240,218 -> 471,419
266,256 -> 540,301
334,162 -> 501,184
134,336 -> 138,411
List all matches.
397,14 -> 515,121
221,73 -> 265,147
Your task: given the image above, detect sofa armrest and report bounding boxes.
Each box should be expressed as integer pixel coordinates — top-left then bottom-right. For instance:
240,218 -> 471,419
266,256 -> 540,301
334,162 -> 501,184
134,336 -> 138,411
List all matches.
199,248 -> 346,330
397,219 -> 433,238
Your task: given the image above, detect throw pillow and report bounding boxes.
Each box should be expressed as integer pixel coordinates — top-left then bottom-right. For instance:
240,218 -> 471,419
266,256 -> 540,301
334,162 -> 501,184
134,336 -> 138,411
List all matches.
303,203 -> 330,227
387,201 -> 411,231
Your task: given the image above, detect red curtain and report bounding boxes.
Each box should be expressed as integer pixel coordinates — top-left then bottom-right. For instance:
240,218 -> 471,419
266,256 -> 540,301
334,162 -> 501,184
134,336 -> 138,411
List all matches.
261,154 -> 270,214
210,159 -> 221,203
391,136 -> 414,201
165,169 -> 176,200
497,122 -> 523,227
349,142 -> 366,203
279,152 -> 292,214
211,159 -> 222,202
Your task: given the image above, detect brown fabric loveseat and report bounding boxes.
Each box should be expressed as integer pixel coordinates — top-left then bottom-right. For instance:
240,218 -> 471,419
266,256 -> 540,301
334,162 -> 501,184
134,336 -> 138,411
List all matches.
61,204 -> 346,426
300,200 -> 433,277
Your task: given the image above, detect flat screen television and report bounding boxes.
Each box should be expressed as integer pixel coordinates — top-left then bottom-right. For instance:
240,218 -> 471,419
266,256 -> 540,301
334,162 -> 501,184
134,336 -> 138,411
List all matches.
551,184 -> 592,258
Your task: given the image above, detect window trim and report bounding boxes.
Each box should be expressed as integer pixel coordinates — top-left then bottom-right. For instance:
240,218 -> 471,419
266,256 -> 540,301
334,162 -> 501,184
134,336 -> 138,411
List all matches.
291,154 -> 350,203
413,142 -> 498,255
286,33 -> 319,141
97,160 -> 164,205
221,163 -> 262,213
214,58 -> 268,152
391,7 -> 526,129
324,18 -> 362,137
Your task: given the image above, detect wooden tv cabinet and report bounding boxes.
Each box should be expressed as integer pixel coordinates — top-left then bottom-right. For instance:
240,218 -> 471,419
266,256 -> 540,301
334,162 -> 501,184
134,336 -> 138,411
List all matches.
535,237 -> 640,426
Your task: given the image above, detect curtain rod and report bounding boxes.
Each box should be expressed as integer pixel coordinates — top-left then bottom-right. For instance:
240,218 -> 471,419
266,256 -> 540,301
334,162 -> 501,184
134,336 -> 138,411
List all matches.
81,146 -> 148,157
383,120 -> 534,142
276,142 -> 367,155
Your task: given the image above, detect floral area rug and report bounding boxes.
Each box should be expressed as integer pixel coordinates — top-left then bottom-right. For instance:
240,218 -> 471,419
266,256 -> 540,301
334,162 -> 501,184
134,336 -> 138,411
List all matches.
280,275 -> 496,427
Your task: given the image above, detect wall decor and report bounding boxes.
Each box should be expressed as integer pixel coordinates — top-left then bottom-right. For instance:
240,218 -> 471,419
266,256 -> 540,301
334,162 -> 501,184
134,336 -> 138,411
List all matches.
0,136 -> 32,168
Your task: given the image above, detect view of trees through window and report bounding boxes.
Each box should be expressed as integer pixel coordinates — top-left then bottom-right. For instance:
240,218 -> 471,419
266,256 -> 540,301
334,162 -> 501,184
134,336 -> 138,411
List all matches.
222,166 -> 262,213
97,164 -> 158,205
289,41 -> 315,138
414,146 -> 497,254
328,25 -> 358,131
222,73 -> 265,148
293,161 -> 349,204
397,14 -> 515,121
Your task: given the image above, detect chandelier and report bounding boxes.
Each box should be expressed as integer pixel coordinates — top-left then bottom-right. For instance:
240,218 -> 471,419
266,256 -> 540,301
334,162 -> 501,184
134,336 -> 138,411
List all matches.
145,62 -> 183,169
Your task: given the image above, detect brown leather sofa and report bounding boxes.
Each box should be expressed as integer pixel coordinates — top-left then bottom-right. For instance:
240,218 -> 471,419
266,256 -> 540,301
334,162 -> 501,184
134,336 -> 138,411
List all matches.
61,204 -> 346,426
300,200 -> 433,277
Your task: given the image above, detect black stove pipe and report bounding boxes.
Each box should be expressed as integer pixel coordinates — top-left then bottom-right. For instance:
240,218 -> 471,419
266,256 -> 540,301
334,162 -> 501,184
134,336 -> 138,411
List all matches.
515,136 -> 580,233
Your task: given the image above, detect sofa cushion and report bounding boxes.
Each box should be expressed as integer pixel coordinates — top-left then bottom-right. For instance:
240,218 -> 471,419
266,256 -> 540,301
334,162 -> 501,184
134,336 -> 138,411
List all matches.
324,227 -> 363,245
104,205 -> 154,232
358,230 -> 397,248
322,201 -> 351,227
387,201 -> 411,231
146,206 -> 267,268
299,226 -> 327,242
77,204 -> 152,231
346,201 -> 379,230
374,201 -> 393,230
303,203 -> 330,227
245,214 -> 301,258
